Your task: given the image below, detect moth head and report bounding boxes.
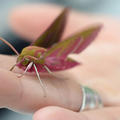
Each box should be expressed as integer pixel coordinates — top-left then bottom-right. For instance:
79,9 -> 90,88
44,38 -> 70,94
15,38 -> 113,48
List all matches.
16,46 -> 31,66
17,46 -> 46,66
17,56 -> 28,65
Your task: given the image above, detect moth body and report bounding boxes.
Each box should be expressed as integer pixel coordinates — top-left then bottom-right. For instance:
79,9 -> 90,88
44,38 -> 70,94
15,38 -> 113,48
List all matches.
16,46 -> 48,71
0,8 -> 101,97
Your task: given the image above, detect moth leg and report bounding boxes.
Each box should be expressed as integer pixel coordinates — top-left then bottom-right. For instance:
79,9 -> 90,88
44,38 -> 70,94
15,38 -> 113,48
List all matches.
43,65 -> 62,80
10,64 -> 16,71
33,64 -> 47,97
24,55 -> 38,61
18,62 -> 33,78
43,65 -> 53,74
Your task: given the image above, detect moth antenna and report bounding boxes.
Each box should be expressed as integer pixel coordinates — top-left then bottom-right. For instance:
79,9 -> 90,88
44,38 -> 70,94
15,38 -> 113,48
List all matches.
33,64 -> 47,97
44,65 -> 53,74
10,64 -> 17,71
0,37 -> 19,56
18,62 -> 33,78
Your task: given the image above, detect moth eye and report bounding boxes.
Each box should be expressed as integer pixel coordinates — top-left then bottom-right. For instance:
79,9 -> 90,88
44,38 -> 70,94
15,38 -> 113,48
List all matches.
22,58 -> 30,66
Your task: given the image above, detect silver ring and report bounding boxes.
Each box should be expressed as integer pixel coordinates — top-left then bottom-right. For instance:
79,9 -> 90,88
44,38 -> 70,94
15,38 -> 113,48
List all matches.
80,86 -> 103,111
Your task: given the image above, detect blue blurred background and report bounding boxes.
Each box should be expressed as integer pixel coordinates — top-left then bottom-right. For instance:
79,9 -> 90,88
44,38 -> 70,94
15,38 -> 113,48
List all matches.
0,0 -> 120,119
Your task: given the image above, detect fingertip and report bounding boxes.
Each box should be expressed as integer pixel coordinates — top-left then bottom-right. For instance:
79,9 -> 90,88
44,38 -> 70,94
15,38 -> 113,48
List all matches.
9,4 -> 63,41
33,106 -> 58,120
33,106 -> 80,120
33,107 -> 120,120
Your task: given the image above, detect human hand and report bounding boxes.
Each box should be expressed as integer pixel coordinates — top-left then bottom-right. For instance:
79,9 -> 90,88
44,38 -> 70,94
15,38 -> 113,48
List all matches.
1,4 -> 120,120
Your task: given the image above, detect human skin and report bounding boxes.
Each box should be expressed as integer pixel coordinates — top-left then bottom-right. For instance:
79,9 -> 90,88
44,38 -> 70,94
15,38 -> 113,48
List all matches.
0,4 -> 120,120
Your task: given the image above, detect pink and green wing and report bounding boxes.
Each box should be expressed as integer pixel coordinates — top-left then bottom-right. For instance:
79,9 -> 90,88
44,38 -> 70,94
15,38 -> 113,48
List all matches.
41,25 -> 102,72
67,25 -> 102,54
32,8 -> 69,48
44,25 -> 102,58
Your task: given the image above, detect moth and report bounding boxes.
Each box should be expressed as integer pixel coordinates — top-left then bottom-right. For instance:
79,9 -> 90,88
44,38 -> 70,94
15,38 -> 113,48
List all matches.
0,8 -> 101,96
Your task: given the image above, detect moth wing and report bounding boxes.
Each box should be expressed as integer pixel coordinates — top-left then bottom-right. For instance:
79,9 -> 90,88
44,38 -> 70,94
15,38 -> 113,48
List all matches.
43,25 -> 102,59
67,24 -> 102,54
32,8 -> 69,48
34,57 -> 79,72
44,57 -> 79,72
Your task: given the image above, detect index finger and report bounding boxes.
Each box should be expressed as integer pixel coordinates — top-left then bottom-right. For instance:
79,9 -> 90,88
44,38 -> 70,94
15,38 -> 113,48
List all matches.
10,4 -> 120,44
0,55 -> 83,113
